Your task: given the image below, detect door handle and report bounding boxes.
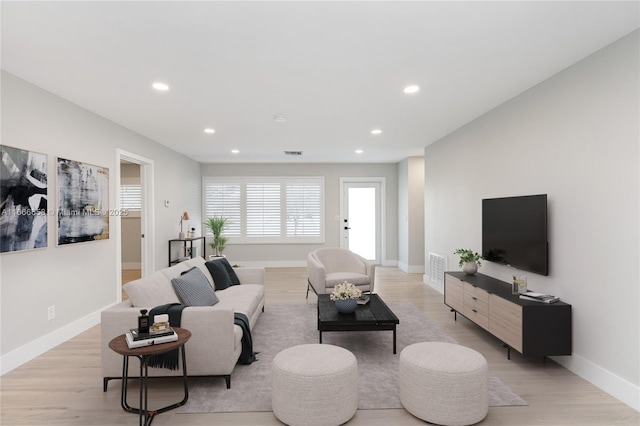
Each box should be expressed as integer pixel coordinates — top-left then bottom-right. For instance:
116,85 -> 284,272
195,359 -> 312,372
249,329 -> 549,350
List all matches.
344,227 -> 351,230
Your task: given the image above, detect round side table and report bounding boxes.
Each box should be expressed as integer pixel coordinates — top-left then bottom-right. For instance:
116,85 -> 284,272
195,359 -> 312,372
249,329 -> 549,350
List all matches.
109,327 -> 191,426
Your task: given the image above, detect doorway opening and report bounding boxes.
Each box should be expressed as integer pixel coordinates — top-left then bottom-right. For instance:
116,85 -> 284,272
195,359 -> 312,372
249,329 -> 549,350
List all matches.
117,150 -> 154,301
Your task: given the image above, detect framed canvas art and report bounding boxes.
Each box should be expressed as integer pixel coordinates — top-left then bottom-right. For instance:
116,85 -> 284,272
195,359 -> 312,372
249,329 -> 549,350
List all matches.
0,145 -> 48,253
57,157 -> 109,245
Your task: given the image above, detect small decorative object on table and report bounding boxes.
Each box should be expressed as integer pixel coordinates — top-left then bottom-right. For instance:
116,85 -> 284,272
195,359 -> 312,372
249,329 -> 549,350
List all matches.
512,275 -> 527,294
152,314 -> 170,333
138,309 -> 150,333
454,248 -> 483,275
330,281 -> 362,314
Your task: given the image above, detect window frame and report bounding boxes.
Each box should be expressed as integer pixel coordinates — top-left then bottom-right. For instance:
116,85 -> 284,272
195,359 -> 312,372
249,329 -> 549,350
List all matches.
202,176 -> 325,244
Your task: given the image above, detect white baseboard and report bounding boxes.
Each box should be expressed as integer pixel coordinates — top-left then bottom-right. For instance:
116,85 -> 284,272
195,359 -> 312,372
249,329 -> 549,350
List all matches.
552,353 -> 639,412
234,260 -> 307,268
397,261 -> 425,274
0,306 -> 104,375
235,259 -> 400,268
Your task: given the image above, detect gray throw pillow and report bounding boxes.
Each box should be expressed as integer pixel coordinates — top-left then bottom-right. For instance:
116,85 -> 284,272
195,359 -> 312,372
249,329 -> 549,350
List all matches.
171,266 -> 219,306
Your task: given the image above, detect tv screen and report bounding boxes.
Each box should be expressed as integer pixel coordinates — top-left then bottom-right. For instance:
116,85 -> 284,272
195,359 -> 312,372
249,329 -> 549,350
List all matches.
482,194 -> 548,276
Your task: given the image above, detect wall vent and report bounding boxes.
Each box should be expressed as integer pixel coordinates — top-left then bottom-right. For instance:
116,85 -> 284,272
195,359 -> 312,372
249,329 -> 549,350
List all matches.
284,151 -> 303,156
428,252 -> 447,287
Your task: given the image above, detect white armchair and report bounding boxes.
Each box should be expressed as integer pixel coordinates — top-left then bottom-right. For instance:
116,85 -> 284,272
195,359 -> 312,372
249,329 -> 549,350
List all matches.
306,247 -> 376,299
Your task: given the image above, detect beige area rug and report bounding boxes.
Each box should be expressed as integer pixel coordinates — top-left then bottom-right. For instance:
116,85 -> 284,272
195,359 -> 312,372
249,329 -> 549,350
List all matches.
177,302 -> 527,413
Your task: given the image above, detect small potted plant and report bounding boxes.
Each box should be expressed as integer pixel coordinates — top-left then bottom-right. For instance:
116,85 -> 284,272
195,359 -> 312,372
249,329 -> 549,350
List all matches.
454,248 -> 483,275
205,215 -> 229,257
330,281 -> 362,314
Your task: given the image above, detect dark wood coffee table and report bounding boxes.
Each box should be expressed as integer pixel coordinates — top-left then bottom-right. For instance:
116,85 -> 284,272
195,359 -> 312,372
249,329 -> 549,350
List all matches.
317,294 -> 400,353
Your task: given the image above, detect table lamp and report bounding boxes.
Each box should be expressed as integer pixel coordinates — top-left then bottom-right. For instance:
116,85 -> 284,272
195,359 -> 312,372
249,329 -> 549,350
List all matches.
179,212 -> 190,239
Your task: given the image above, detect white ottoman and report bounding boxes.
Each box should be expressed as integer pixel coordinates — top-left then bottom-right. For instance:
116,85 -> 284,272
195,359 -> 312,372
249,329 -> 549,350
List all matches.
399,342 -> 488,426
271,344 -> 358,426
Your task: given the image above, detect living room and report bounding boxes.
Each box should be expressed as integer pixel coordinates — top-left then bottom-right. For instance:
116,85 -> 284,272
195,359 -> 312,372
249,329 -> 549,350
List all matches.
1,2 -> 639,425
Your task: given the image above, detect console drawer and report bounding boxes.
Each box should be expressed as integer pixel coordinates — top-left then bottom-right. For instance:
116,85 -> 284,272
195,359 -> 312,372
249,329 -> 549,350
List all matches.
463,283 -> 489,329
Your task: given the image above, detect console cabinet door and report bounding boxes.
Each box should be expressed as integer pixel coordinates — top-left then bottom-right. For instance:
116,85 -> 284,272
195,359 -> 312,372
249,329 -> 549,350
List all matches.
444,274 -> 464,313
489,294 -> 523,353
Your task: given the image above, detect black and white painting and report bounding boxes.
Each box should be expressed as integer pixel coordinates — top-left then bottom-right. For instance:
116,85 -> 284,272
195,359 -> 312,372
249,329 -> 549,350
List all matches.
57,157 -> 109,245
0,145 -> 48,253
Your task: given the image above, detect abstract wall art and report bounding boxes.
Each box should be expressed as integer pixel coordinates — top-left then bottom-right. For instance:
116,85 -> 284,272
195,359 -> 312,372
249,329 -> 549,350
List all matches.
57,157 -> 109,245
0,145 -> 48,253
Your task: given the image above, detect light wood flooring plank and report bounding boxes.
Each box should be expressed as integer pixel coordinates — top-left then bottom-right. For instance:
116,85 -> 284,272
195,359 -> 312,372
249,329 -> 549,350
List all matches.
1,267 -> 638,425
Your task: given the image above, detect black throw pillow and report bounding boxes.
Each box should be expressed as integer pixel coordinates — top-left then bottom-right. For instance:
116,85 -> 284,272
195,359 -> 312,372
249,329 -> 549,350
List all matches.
205,257 -> 240,290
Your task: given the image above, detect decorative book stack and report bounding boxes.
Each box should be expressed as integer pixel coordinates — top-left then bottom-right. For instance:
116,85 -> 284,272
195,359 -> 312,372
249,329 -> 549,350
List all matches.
125,327 -> 178,348
518,291 -> 559,304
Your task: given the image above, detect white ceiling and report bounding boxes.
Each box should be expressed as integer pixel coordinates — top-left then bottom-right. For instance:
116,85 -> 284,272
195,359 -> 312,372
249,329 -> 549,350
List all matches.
2,1 -> 638,164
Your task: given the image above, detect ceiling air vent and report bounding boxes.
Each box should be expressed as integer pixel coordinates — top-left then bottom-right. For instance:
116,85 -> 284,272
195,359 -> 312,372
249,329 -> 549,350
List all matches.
284,151 -> 303,156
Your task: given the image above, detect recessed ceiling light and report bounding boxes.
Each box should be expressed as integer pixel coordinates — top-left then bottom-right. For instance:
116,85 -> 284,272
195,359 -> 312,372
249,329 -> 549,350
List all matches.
371,129 -> 382,135
152,82 -> 169,91
403,85 -> 420,94
355,149 -> 364,154
204,128 -> 215,134
274,115 -> 288,123
231,149 -> 239,154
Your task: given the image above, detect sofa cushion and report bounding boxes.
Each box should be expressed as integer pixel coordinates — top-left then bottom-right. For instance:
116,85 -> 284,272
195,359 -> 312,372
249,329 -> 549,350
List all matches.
213,284 -> 265,318
325,272 -> 371,287
124,271 -> 180,307
205,257 -> 240,290
171,267 -> 220,307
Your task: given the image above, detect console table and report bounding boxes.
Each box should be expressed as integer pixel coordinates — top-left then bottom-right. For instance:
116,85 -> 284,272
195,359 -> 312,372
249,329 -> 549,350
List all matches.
444,272 -> 571,359
168,237 -> 205,266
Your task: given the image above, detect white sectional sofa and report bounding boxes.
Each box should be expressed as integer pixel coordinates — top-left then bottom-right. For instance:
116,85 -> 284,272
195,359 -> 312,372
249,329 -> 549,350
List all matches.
101,256 -> 265,390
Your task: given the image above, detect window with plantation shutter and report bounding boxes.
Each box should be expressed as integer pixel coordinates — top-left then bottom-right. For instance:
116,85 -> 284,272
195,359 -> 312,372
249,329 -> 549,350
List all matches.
203,182 -> 241,236
120,184 -> 141,211
286,183 -> 321,236
246,183 -> 281,236
203,177 -> 324,243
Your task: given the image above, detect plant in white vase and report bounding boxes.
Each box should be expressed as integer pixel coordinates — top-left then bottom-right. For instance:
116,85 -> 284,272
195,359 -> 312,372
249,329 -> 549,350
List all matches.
454,248 -> 483,275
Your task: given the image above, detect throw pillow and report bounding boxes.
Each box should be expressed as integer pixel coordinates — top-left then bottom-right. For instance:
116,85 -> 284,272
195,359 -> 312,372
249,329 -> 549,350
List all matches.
171,266 -> 219,306
205,260 -> 231,291
205,258 -> 234,290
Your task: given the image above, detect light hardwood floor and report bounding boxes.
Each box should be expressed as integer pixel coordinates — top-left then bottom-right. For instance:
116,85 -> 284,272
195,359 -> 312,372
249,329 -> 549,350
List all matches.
1,267 -> 638,425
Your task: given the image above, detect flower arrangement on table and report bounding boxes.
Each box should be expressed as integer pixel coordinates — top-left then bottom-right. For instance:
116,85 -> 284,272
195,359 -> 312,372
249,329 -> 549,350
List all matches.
330,281 -> 362,301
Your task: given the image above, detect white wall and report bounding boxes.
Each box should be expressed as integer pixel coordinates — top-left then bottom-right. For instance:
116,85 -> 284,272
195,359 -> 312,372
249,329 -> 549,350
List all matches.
398,157 -> 425,273
200,162 -> 398,266
424,31 -> 639,409
0,71 -> 202,373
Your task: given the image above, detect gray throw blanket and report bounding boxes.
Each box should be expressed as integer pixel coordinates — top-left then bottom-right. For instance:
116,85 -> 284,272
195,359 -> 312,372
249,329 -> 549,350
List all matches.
148,303 -> 185,370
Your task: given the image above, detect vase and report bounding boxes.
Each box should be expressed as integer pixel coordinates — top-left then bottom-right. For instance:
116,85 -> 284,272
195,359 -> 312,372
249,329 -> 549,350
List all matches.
335,299 -> 358,314
462,262 -> 478,275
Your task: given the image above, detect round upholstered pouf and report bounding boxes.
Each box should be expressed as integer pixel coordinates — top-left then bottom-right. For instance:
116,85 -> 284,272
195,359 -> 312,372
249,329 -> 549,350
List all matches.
399,342 -> 489,426
271,344 -> 358,426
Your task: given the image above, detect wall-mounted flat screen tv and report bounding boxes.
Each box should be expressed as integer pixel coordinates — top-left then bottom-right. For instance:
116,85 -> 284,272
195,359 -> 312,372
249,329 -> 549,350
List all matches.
482,194 -> 548,276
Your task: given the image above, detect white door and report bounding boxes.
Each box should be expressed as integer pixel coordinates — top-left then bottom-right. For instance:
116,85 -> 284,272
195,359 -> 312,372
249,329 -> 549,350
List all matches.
340,179 -> 383,263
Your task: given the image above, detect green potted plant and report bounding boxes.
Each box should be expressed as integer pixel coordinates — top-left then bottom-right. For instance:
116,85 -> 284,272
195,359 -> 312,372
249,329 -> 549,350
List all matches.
454,248 -> 483,275
205,215 -> 229,257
